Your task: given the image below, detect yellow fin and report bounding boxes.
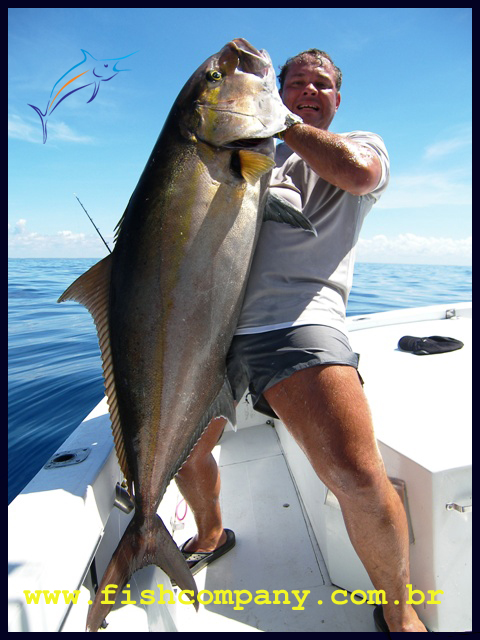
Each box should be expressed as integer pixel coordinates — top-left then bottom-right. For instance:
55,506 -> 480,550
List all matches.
238,150 -> 275,185
58,255 -> 133,495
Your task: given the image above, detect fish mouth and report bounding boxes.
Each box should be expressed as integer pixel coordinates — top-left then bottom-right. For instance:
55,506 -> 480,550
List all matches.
220,38 -> 272,79
224,137 -> 271,149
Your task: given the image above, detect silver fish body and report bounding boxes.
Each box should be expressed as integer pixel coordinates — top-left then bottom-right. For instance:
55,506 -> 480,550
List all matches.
58,38 -> 311,631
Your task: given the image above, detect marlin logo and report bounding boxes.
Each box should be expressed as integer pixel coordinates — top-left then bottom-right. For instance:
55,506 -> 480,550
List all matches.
28,49 -> 137,143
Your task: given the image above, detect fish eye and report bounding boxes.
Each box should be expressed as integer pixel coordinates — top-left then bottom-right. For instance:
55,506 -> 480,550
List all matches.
206,70 -> 223,83
104,64 -> 108,68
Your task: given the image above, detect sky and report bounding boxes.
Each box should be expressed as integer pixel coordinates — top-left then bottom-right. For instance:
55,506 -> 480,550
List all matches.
8,8 -> 471,265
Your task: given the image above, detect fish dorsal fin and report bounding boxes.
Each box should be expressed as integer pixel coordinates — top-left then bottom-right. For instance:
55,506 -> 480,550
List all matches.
238,150 -> 275,185
57,255 -> 133,494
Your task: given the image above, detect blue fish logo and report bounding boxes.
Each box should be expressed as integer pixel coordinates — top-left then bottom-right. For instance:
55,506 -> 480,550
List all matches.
28,49 -> 137,143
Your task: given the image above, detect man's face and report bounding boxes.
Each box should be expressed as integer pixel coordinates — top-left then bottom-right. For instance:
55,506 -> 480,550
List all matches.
280,57 -> 341,130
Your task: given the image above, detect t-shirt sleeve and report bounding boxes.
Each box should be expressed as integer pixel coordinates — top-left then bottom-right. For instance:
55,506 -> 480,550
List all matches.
343,131 -> 390,201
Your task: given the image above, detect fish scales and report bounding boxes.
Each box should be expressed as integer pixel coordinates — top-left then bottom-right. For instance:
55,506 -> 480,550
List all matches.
58,38 -> 313,631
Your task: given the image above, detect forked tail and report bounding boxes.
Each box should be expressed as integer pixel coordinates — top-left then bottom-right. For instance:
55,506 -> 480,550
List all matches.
86,513 -> 198,631
28,103 -> 49,144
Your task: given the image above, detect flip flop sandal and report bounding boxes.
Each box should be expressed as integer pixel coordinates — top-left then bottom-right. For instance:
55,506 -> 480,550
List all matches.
180,529 -> 236,576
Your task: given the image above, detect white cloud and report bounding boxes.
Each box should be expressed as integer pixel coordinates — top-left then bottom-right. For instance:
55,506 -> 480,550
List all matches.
423,126 -> 472,160
377,124 -> 471,210
13,218 -> 28,234
8,114 -> 39,143
9,219 -> 471,265
8,219 -> 111,258
8,113 -> 93,144
47,121 -> 94,144
376,169 -> 471,209
357,233 -> 472,265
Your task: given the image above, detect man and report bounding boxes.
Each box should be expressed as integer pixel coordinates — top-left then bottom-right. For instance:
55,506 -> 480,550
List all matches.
175,49 -> 427,633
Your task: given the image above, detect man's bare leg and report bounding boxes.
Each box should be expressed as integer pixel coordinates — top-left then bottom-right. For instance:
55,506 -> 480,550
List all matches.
263,364 -> 427,632
175,417 -> 227,553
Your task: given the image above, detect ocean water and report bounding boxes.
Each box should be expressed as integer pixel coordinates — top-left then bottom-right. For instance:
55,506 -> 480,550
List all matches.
8,258 -> 472,504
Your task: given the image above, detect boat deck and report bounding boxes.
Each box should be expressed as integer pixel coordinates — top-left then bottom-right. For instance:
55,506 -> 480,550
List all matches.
8,303 -> 471,632
103,423 -> 378,633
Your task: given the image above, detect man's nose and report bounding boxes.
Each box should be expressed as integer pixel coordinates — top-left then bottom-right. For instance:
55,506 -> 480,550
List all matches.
303,83 -> 318,94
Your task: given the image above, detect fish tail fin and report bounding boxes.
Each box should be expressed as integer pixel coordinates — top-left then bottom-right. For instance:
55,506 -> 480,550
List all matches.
86,514 -> 198,631
27,103 -> 48,144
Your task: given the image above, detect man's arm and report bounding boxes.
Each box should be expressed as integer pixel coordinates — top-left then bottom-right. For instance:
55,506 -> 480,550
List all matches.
282,123 -> 382,196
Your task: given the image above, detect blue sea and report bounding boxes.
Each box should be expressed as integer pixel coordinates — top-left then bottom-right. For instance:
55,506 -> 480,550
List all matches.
8,258 -> 472,504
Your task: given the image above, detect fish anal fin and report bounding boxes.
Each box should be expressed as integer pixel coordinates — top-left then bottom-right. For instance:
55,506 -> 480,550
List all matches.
57,255 -> 132,493
238,149 -> 275,185
208,375 -> 237,431
174,377 -> 236,480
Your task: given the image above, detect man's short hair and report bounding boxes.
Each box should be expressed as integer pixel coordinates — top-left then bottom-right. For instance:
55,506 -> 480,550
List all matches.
278,49 -> 342,92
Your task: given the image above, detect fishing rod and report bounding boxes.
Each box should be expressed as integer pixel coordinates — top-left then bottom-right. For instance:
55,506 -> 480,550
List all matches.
73,193 -> 112,254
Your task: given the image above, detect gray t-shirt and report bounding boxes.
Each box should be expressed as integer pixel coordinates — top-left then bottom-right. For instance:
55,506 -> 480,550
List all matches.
235,131 -> 390,336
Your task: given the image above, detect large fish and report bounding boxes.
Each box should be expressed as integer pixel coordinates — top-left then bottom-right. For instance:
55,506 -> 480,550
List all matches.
58,38 -> 313,631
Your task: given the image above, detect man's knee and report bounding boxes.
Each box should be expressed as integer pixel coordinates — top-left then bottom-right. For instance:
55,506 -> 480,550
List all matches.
325,455 -> 390,502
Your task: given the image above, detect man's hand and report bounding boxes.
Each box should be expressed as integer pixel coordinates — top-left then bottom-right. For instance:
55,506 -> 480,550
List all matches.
275,111 -> 303,141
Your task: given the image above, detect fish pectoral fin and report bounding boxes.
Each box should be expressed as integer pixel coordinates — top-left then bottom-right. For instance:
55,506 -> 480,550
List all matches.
264,191 -> 317,235
57,254 -> 133,494
238,149 -> 275,185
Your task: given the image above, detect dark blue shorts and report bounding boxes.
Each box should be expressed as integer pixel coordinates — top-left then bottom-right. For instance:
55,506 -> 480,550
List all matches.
226,324 -> 360,419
